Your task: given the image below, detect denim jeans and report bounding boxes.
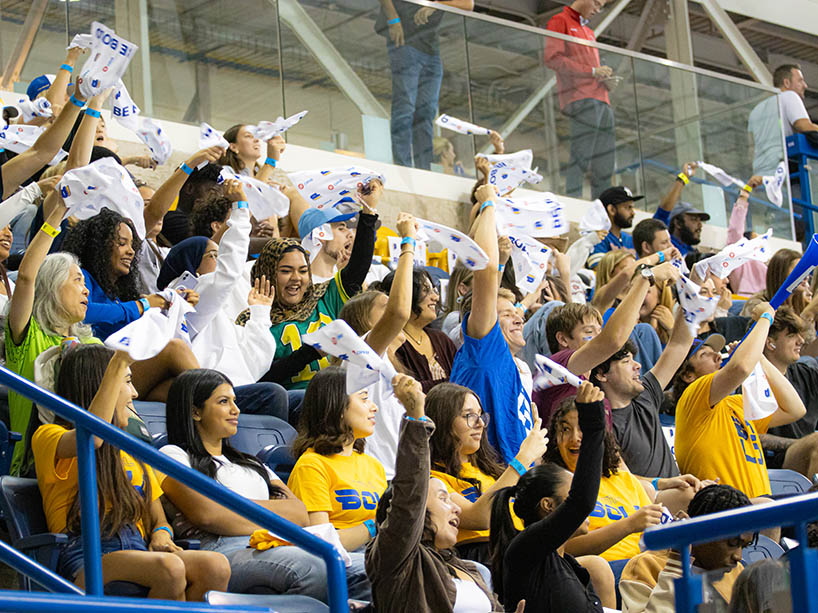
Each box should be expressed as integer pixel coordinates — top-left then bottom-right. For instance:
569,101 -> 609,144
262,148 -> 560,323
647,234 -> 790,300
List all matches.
388,43 -> 443,170
234,383 -> 289,421
564,98 -> 616,199
200,535 -> 371,602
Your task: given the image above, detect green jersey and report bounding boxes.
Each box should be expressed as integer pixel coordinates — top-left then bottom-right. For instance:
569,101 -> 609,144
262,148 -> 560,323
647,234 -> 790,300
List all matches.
270,273 -> 349,389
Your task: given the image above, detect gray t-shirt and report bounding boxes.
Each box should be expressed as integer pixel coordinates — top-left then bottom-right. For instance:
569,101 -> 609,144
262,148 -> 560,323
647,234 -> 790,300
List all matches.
749,91 -> 809,175
611,371 -> 679,478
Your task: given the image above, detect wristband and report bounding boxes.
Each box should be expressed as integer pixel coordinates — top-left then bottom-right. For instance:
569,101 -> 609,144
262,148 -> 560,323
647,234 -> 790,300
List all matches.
480,200 -> 494,213
264,156 -> 277,168
68,93 -> 85,108
60,63 -> 73,73
179,163 -> 193,176
400,236 -> 416,248
40,222 -> 60,238
651,478 -> 660,491
404,415 -> 430,423
676,172 -> 689,185
152,525 -> 174,539
139,297 -> 151,313
509,458 -> 527,477
387,17 -> 400,25
657,250 -> 665,264
235,200 -> 249,210
760,312 -> 774,325
84,108 -> 101,119
743,183 -> 754,193
363,519 -> 377,539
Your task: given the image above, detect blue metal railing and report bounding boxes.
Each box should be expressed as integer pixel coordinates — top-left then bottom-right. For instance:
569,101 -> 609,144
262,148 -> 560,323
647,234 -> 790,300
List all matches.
642,491 -> 818,613
0,365 -> 349,612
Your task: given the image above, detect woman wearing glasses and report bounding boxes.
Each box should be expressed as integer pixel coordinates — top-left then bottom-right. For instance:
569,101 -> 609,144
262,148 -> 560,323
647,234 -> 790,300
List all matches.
425,382 -> 548,565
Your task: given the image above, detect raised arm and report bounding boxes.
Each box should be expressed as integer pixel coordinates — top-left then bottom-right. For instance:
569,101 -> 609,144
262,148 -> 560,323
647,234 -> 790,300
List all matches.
760,355 -> 806,428
64,90 -> 112,172
44,48 -> 82,112
655,162 -> 697,223
337,181 -> 381,296
466,184 -> 500,340
650,309 -> 694,389
255,135 -> 285,185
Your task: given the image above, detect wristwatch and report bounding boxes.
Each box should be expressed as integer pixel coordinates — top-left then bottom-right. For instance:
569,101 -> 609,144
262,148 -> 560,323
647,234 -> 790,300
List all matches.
638,264 -> 655,287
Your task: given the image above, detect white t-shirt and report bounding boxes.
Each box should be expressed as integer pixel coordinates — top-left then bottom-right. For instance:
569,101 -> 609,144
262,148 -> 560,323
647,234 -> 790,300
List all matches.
161,444 -> 279,499
749,90 -> 809,175
452,578 -> 491,613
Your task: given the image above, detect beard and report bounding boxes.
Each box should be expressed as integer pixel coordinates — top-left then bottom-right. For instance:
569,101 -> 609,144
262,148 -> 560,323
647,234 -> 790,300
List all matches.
678,223 -> 701,246
613,211 -> 633,229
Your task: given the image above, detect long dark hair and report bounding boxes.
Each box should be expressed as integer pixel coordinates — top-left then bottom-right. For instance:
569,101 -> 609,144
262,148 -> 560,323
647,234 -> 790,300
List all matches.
219,124 -> 260,175
165,369 -> 284,498
57,345 -> 152,537
62,208 -> 143,300
489,463 -> 571,603
544,398 -> 621,478
426,383 -> 504,489
292,366 -> 365,458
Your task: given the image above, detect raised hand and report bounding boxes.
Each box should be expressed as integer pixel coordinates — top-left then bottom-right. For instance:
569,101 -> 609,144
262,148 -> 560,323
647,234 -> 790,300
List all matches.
248,274 -> 275,307
392,374 -> 425,419
396,212 -> 417,240
516,404 -> 548,467
223,178 -> 247,203
188,145 -> 225,169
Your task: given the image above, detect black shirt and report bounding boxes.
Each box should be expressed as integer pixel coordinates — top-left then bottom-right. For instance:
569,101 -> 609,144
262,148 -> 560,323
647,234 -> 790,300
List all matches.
376,1 -> 445,56
611,371 -> 680,479
771,359 -> 818,439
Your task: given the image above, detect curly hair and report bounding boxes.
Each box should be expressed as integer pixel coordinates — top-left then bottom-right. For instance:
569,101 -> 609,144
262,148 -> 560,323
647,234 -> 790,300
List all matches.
544,396 -> 621,478
189,189 -> 231,238
62,208 -> 143,300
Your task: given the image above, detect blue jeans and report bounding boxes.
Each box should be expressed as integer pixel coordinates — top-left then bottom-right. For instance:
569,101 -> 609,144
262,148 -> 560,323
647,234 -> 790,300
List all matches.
59,524 -> 147,581
234,383 -> 289,421
564,98 -> 615,198
388,43 -> 443,170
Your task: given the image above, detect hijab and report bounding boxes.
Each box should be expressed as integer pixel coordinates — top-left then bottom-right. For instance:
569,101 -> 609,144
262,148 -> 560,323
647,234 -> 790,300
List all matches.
156,236 -> 209,290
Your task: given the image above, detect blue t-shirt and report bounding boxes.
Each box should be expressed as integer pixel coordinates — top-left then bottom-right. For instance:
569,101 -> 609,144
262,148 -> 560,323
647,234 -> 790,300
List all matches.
450,314 -> 533,463
588,230 -> 634,268
82,270 -> 141,340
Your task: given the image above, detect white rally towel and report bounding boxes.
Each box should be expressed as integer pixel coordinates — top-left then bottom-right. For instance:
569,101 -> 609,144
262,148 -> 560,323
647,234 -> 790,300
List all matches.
488,162 -> 543,196
111,80 -> 140,131
388,235 -> 427,268
0,124 -> 66,166
218,168 -> 290,221
533,354 -> 582,391
288,166 -> 385,210
16,97 -> 52,122
475,149 -> 533,170
495,195 -> 567,238
104,291 -> 194,360
249,111 -> 308,140
302,319 -> 397,394
58,157 -> 147,239
136,117 -> 172,165
435,113 -> 491,136
301,224 -> 334,264
77,22 -> 138,99
763,161 -> 787,207
693,229 -> 773,281
199,122 -> 229,150
676,274 -> 719,336
742,362 -> 778,421
509,235 -> 551,295
579,199 -> 611,234
415,217 -> 489,271
67,33 -> 94,51
696,160 -> 744,190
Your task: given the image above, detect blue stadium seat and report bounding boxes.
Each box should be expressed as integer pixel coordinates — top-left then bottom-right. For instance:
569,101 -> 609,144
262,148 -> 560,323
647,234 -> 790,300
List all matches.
257,444 -> 296,483
0,420 -> 21,477
658,413 -> 675,428
133,400 -> 167,446
205,591 -> 329,612
229,414 -> 297,457
742,534 -> 785,565
769,469 -> 813,499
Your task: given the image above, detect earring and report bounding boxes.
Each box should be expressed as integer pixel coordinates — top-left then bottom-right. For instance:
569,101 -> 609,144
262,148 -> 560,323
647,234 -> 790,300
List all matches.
769,343 -> 776,349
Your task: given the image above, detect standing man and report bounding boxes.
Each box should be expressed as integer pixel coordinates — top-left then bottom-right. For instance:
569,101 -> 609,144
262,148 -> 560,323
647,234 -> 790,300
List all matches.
545,0 -> 615,199
377,0 -> 474,170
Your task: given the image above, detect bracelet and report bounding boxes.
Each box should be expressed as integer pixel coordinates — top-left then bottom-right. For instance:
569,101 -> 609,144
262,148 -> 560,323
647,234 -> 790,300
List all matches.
498,264 -> 504,272
651,478 -> 660,491
743,183 -> 754,193
84,108 -> 101,119
387,17 -> 400,25
152,525 -> 174,539
657,250 -> 665,264
480,200 -> 495,213
760,312 -> 774,325
40,222 -> 60,238
139,297 -> 151,313
363,519 -> 377,539
509,458 -> 527,477
68,93 -> 85,108
179,163 -> 193,176
400,236 -> 416,248
677,172 -> 689,185
264,156 -> 277,168
404,415 -> 430,423
235,200 -> 249,210
60,63 -> 73,73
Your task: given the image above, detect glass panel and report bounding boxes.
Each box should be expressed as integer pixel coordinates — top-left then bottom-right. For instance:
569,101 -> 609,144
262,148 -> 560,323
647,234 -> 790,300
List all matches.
698,558 -> 791,613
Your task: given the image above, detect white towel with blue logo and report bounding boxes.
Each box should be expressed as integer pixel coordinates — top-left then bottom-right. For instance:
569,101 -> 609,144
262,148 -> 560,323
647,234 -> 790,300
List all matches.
288,166 -> 385,210
249,111 -> 308,140
415,217 -> 489,271
495,195 -> 566,238
742,362 -> 777,421
77,22 -> 138,99
218,167 -> 289,221
435,114 -> 491,136
509,235 -> 551,295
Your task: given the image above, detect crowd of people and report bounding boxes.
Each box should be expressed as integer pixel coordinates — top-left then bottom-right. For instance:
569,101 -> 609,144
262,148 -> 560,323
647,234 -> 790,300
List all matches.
0,3 -> 812,613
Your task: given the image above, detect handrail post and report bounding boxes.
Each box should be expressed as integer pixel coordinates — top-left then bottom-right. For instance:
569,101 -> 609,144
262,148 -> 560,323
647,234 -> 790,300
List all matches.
76,426 -> 103,596
789,523 -> 818,613
673,546 -> 701,613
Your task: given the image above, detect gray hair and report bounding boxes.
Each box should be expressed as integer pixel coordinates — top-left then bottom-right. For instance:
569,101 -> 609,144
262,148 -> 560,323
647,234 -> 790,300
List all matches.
32,253 -> 93,339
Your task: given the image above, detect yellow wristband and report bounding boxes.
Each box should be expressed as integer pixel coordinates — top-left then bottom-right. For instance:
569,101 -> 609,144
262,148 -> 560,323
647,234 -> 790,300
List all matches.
40,222 -> 60,238
743,183 -> 754,193
677,172 -> 689,185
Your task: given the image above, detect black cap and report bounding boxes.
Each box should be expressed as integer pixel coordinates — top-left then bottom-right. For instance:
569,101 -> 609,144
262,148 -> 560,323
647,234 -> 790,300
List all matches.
599,186 -> 645,206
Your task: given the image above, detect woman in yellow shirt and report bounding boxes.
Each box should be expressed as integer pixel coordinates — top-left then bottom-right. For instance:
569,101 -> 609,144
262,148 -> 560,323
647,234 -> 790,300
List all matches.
32,345 -> 230,600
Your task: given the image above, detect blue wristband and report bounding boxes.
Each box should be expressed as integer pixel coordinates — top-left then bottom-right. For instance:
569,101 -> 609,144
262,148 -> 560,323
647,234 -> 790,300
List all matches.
760,312 -> 774,325
152,525 -> 173,539
363,519 -> 377,539
387,17 -> 400,25
400,236 -> 416,248
657,250 -> 665,263
68,93 -> 85,108
404,415 -> 430,423
264,156 -> 277,167
651,478 -> 660,491
180,163 -> 193,176
139,297 -> 151,313
60,63 -> 73,73
509,458 -> 527,477
84,108 -> 101,119
235,200 -> 249,210
480,200 -> 495,213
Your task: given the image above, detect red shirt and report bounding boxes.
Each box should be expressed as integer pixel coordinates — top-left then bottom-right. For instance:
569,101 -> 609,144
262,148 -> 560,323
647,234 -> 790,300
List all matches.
544,6 -> 610,110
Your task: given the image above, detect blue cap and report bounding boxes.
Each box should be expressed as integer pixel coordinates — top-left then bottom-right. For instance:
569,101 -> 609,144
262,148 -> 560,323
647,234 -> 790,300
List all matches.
298,207 -> 357,239
26,75 -> 54,101
686,333 -> 726,361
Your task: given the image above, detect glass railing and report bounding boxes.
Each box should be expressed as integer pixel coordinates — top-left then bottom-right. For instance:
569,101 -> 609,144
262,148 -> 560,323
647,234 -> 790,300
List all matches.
0,0 -> 794,240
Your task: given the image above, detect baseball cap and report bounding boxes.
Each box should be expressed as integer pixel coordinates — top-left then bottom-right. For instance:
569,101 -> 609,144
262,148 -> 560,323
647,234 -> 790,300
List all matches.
26,74 -> 55,101
298,208 -> 357,239
669,201 -> 711,224
686,333 -> 726,361
599,186 -> 644,207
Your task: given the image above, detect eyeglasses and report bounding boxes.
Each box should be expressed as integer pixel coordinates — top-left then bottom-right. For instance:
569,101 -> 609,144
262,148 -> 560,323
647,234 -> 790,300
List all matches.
462,412 -> 490,429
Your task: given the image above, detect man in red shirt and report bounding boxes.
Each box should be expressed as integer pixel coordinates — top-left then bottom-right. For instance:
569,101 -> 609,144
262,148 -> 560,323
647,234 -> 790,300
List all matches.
545,0 -> 616,199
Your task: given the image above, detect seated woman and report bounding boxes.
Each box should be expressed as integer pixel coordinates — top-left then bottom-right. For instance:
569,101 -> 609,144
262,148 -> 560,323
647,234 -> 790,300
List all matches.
367,373 -> 508,613
32,345 -> 230,599
426,382 -> 547,565
381,267 -> 457,392
490,383 -> 614,612
159,368 -> 336,601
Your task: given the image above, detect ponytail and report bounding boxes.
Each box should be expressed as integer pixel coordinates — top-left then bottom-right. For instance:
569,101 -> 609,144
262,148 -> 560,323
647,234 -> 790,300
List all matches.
489,485 -> 519,604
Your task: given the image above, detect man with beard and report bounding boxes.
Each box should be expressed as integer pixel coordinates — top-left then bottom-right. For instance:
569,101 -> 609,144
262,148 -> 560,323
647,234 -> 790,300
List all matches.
668,201 -> 709,257
587,186 -> 640,269
297,207 -> 356,283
